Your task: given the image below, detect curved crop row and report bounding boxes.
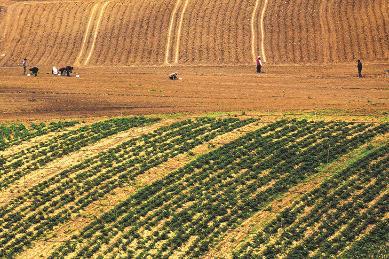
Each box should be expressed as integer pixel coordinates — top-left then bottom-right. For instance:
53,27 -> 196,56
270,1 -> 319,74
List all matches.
266,0 -> 388,64
0,117 -> 254,257
341,218 -> 388,258
0,117 -> 157,190
265,0 -> 323,64
0,121 -> 77,151
1,0 -> 387,65
178,0 -> 256,65
0,4 -> 6,49
87,0 -> 175,65
0,1 -> 93,66
49,120 -> 387,258
236,145 -> 388,258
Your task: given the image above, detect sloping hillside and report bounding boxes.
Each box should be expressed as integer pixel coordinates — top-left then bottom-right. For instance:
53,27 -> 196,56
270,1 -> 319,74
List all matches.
0,0 -> 387,66
265,0 -> 389,64
0,1 -> 95,66
0,116 -> 387,258
84,0 -> 175,66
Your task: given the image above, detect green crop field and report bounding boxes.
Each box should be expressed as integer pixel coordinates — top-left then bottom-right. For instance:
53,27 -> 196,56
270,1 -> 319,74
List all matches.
0,115 -> 387,258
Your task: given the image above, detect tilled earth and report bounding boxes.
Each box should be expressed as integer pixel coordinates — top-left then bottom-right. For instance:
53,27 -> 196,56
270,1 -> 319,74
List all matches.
0,64 -> 388,121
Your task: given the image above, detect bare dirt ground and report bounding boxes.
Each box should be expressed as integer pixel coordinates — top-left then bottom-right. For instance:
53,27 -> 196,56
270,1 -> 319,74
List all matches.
0,64 -> 388,122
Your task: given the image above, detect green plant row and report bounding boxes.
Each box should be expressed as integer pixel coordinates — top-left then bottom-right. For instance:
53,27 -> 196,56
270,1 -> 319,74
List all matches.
0,117 -> 255,257
340,218 -> 388,258
235,145 -> 388,258
0,117 -> 157,190
50,120 -> 387,258
0,121 -> 78,151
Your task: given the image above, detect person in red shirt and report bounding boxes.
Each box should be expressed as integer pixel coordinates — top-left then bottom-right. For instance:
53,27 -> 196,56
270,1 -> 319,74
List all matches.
256,56 -> 263,74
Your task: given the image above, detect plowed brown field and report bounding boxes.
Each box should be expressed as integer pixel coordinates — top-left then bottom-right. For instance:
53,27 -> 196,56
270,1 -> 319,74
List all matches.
177,0 -> 256,65
0,64 -> 388,121
265,0 -> 389,64
0,0 -> 387,66
0,1 -> 95,66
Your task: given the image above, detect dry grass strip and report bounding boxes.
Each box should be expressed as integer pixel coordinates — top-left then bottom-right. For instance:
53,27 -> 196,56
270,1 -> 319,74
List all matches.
204,133 -> 388,259
19,120 -> 266,259
0,119 -> 177,206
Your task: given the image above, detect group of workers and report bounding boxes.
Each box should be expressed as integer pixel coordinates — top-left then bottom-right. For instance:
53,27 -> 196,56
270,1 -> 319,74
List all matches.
257,56 -> 363,77
168,57 -> 263,80
21,58 -> 39,76
52,66 -> 74,76
21,57 -> 364,79
169,56 -> 363,79
21,58 -> 74,77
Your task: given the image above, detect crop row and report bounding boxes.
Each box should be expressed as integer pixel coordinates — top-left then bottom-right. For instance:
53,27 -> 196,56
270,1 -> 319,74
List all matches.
341,218 -> 388,258
265,0 -> 387,63
178,0 -> 254,65
49,120 -> 387,258
235,144 -> 388,258
90,0 -> 174,65
265,0 -> 323,64
326,0 -> 387,62
3,0 -> 386,66
0,117 -> 254,257
0,2 -> 93,66
0,121 -> 77,151
0,117 -> 157,190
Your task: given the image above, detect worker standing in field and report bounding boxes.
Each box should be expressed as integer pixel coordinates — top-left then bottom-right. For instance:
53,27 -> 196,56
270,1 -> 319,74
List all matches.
357,60 -> 363,78
21,58 -> 28,75
256,56 -> 263,74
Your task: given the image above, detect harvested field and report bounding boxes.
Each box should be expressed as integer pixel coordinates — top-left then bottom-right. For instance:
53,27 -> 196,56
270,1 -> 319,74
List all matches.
0,1 -> 94,66
177,0 -> 256,65
0,0 -> 387,65
85,0 -> 175,66
265,0 -> 389,64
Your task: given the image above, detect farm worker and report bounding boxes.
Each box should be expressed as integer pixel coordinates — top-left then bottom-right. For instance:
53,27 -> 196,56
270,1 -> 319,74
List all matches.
256,56 -> 263,74
59,66 -> 74,76
169,72 -> 178,80
21,58 -> 28,75
357,60 -> 363,78
52,66 -> 58,75
65,66 -> 74,77
29,67 -> 39,77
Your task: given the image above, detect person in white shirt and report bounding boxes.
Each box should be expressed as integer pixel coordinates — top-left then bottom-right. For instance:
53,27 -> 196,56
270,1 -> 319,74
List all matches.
52,66 -> 58,75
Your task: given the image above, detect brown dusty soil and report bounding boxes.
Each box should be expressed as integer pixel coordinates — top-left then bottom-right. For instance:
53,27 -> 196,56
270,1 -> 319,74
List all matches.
0,64 -> 388,122
1,1 -> 387,66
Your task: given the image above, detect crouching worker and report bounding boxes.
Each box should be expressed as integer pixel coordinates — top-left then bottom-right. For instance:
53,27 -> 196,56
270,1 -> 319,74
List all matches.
65,66 -> 74,77
169,72 -> 178,80
29,67 -> 39,77
59,66 -> 74,77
